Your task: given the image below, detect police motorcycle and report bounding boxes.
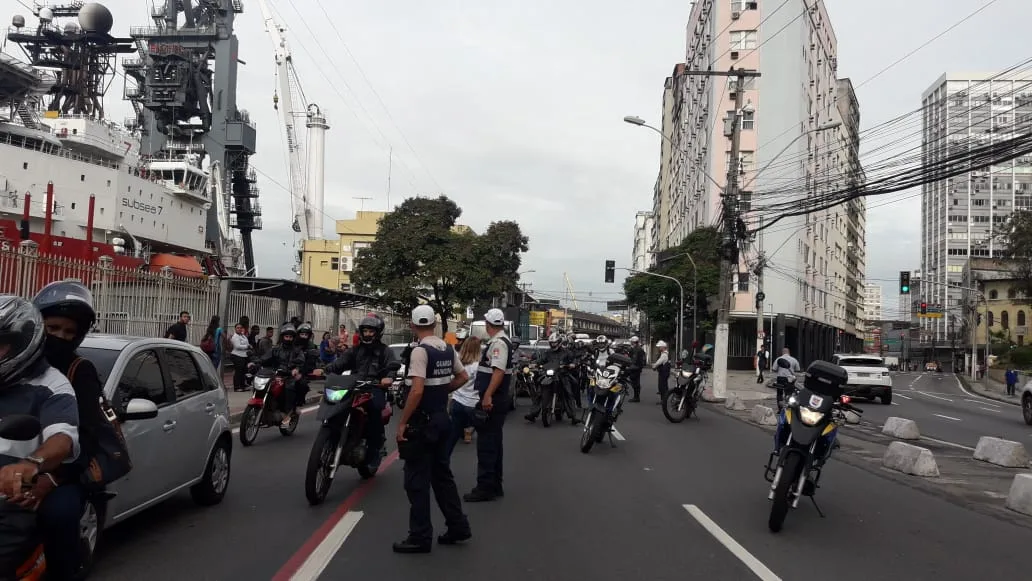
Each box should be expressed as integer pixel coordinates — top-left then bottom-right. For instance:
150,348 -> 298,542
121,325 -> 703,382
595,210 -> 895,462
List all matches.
580,352 -> 634,454
662,349 -> 712,423
238,366 -> 299,446
305,363 -> 402,505
512,361 -> 537,410
764,360 -> 863,533
535,361 -> 580,427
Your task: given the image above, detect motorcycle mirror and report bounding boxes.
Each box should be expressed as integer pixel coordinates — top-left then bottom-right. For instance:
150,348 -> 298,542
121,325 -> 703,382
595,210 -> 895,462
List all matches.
0,414 -> 41,441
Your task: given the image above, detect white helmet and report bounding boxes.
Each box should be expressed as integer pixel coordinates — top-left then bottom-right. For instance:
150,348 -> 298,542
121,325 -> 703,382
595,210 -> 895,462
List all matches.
455,327 -> 469,340
595,335 -> 608,347
630,336 -> 640,344
547,333 -> 562,349
656,340 -> 668,348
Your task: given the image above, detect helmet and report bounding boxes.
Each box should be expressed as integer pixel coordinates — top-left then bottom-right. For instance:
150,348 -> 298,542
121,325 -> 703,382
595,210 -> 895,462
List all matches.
358,314 -> 385,343
595,335 -> 607,345
279,323 -> 297,341
547,333 -> 561,349
297,322 -> 313,336
0,295 -> 45,386
455,327 -> 469,340
32,281 -> 96,348
629,336 -> 640,344
656,340 -> 668,348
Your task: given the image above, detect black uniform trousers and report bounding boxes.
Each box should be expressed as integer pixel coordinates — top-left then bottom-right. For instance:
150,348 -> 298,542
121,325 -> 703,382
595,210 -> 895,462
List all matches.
628,369 -> 643,399
657,367 -> 670,400
403,411 -> 470,543
475,388 -> 508,495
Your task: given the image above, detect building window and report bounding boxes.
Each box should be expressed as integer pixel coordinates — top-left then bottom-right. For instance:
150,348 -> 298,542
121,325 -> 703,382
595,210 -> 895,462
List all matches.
727,110 -> 755,130
988,311 -> 994,327
989,289 -> 998,299
737,272 -> 750,292
1008,288 -> 1017,299
729,30 -> 758,50
1002,310 -> 1010,329
330,257 -> 340,271
739,191 -> 752,212
731,0 -> 758,11
1019,310 -> 1027,326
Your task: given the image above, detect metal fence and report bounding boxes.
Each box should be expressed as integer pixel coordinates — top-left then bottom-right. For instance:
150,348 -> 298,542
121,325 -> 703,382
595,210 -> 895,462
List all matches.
0,241 -> 408,345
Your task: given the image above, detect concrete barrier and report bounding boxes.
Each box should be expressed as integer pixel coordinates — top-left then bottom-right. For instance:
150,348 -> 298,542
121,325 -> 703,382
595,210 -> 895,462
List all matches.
881,417 -> 921,440
724,392 -> 747,411
973,436 -> 1030,468
843,410 -> 861,425
882,441 -> 940,477
701,388 -> 724,403
750,404 -> 778,426
1005,473 -> 1032,516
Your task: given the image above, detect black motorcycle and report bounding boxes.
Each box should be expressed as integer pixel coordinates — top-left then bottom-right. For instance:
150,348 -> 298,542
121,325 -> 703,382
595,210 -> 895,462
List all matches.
580,352 -> 633,453
535,363 -> 579,427
764,360 -> 863,532
305,364 -> 400,505
662,352 -> 712,423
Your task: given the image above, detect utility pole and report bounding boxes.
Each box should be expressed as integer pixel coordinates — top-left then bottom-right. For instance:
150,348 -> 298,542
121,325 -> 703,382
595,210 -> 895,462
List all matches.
754,218 -> 767,375
685,67 -> 760,399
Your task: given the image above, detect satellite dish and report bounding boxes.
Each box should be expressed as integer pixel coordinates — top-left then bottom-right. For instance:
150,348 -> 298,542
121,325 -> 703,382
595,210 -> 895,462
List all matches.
63,21 -> 80,34
38,7 -> 54,22
12,15 -> 25,28
78,2 -> 113,34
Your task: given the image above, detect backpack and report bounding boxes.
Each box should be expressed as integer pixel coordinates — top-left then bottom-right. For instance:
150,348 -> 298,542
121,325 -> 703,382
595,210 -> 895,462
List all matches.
200,335 -> 216,354
67,358 -> 134,487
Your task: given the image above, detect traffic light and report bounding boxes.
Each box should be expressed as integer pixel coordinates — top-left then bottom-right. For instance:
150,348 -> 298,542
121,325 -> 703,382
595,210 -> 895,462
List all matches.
920,302 -> 927,315
604,260 -> 615,283
899,271 -> 911,294
900,332 -> 905,341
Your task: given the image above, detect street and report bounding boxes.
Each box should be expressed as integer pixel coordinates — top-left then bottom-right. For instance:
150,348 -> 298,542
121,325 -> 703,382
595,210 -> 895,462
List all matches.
852,372 -> 1030,449
89,377 -> 1032,581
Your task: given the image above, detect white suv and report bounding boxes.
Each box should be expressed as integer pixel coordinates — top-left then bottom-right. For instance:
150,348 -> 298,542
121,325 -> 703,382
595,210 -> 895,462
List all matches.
831,354 -> 893,405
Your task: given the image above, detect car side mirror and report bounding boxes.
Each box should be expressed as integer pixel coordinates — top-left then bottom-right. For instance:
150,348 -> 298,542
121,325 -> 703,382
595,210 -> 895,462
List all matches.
122,398 -> 159,421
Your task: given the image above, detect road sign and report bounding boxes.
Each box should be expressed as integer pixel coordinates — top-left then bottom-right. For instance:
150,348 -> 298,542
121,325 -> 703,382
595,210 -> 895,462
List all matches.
529,311 -> 546,326
606,300 -> 628,311
917,313 -> 944,319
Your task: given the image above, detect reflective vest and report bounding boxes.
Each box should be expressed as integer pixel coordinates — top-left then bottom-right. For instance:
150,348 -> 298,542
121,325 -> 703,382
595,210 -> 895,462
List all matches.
414,342 -> 456,413
474,333 -> 514,397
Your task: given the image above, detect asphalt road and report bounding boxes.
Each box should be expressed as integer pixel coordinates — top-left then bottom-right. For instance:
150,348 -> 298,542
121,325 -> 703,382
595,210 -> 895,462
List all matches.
851,372 -> 1031,448
91,386 -> 1032,581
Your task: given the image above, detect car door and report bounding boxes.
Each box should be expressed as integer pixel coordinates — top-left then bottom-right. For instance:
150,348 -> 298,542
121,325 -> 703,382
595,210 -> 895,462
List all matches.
159,347 -> 217,486
107,348 -> 178,516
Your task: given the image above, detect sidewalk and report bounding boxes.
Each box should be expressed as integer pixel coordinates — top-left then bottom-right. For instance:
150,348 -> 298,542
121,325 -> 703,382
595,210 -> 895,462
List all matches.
700,369 -> 777,404
957,373 -> 1021,407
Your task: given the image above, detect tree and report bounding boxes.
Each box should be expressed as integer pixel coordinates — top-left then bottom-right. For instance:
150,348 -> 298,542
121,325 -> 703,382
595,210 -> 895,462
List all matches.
997,209 -> 1032,304
623,227 -> 723,345
351,196 -> 529,332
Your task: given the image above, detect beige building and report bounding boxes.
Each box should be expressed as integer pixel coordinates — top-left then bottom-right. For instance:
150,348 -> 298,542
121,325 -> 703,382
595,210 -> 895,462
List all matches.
301,211 -> 386,292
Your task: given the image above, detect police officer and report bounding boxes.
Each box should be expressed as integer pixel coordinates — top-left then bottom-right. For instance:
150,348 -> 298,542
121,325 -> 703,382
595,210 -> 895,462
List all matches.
464,308 -> 514,503
626,336 -> 646,402
394,305 -> 471,554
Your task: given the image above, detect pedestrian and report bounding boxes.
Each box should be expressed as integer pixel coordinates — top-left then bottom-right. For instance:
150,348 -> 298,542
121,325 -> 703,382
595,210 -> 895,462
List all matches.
626,336 -> 645,402
248,324 -> 260,350
319,332 -> 336,365
199,316 -> 225,369
652,340 -> 670,404
772,347 -> 801,407
756,344 -> 770,384
256,326 -> 274,358
394,305 -> 471,553
229,323 -> 252,392
447,337 -> 483,454
165,311 -> 190,341
464,308 -> 515,503
1005,367 -> 1018,396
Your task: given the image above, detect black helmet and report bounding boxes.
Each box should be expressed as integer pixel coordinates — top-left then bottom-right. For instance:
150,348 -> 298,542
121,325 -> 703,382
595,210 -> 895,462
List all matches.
32,281 -> 96,348
357,315 -> 384,344
279,323 -> 297,342
0,295 -> 45,386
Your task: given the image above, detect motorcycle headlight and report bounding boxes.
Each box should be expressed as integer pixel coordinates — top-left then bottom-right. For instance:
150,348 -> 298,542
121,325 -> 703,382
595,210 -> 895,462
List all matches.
596,377 -> 612,390
325,388 -> 349,403
253,377 -> 270,391
798,407 -> 824,426
681,370 -> 693,378
546,369 -> 555,376
523,366 -> 530,373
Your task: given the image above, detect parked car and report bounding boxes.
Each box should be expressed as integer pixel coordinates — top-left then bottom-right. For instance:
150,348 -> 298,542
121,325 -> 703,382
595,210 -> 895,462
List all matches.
78,335 -> 233,564
1021,379 -> 1032,425
830,353 -> 893,405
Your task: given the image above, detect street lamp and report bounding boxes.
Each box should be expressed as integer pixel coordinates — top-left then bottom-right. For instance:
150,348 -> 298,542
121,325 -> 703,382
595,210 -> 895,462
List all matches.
623,115 -> 646,126
622,114 -> 726,193
628,268 -> 684,360
651,250 -> 698,354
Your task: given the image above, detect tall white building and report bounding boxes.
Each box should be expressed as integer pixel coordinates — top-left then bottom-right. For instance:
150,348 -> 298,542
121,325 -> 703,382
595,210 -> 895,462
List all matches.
862,283 -> 883,324
663,0 -> 866,365
630,211 -> 656,331
920,72 -> 1032,342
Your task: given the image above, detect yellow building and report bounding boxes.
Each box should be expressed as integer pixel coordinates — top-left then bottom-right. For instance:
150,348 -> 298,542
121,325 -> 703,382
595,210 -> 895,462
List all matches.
301,211 -> 385,292
964,258 -> 1031,347
301,211 -> 475,292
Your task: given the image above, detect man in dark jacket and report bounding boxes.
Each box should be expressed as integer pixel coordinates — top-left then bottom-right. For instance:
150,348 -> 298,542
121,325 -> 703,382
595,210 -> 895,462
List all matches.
321,315 -> 396,476
627,336 -> 646,402
524,333 -> 573,423
260,324 -> 306,427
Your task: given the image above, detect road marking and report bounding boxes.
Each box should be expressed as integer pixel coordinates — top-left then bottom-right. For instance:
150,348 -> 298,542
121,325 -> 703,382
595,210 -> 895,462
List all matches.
272,451 -> 400,581
966,399 -> 999,406
682,505 -> 781,581
290,511 -> 363,581
920,435 -> 976,451
612,427 -> 626,441
980,407 -> 1002,413
891,402 -> 900,406
933,413 -> 962,422
231,404 -> 319,435
917,391 -> 954,403
897,394 -> 913,400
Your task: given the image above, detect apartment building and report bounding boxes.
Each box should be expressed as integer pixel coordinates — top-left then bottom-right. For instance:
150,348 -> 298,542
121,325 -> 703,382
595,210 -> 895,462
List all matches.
920,72 -> 1032,342
667,0 -> 864,367
861,282 -> 883,324
650,65 -> 685,253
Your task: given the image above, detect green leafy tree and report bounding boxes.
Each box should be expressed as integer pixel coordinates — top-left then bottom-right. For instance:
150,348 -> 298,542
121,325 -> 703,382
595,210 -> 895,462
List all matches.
351,196 -> 528,332
623,227 -> 723,345
998,209 -> 1032,304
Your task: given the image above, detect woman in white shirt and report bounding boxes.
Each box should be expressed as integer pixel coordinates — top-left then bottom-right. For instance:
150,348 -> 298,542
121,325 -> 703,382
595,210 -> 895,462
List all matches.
447,338 -> 483,456
229,323 -> 252,392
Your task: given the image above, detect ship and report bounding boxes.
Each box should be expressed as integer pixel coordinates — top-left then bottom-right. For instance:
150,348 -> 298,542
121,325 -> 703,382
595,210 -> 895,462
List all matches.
0,1 -> 262,278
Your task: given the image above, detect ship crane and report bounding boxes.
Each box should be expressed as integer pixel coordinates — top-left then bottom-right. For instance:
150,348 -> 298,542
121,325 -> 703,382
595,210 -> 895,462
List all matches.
256,0 -> 329,273
564,272 -> 579,333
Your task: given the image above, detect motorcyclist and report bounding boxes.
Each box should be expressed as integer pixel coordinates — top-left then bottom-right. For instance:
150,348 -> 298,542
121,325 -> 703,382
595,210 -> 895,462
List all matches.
454,327 -> 469,350
0,296 -> 80,579
33,281 -> 111,580
294,322 -> 320,404
259,324 -> 307,428
626,336 -> 646,402
318,315 -> 396,477
771,347 -> 801,407
524,333 -> 574,423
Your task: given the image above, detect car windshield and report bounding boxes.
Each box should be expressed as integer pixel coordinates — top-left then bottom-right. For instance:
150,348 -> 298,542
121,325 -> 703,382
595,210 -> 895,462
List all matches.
839,358 -> 883,367
77,346 -> 122,385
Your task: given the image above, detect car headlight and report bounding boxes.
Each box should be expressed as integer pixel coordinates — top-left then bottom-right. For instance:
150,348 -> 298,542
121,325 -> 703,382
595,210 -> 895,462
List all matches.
798,407 -> 824,426
325,388 -> 349,403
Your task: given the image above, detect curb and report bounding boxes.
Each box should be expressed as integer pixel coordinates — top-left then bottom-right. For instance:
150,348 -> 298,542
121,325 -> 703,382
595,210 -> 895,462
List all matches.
229,392 -> 323,426
956,374 -> 1020,407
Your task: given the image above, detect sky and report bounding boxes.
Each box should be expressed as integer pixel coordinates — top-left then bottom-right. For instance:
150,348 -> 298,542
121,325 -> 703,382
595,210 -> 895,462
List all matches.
10,0 -> 1032,317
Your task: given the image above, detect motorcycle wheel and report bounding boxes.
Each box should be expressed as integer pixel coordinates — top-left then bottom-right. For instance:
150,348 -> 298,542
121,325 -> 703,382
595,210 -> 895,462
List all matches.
580,414 -> 602,453
662,390 -> 689,423
769,452 -> 803,533
239,406 -> 261,446
542,404 -> 551,427
305,427 -> 339,506
279,410 -> 300,436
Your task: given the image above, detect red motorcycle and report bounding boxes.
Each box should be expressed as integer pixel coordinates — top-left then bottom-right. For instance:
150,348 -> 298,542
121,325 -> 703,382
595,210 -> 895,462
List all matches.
239,367 -> 300,446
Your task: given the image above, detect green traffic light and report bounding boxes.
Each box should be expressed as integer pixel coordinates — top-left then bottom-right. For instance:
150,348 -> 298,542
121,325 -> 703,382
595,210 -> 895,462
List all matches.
901,285 -> 909,292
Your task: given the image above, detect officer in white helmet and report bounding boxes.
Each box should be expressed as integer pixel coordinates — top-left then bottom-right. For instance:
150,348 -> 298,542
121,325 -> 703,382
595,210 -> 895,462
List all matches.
464,308 -> 514,502
651,340 -> 671,403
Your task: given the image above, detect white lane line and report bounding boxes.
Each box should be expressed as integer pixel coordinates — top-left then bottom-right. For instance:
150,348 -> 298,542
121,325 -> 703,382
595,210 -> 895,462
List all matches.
231,404 -> 320,435
933,413 -> 962,422
682,505 -> 781,581
611,427 -> 626,441
966,398 -> 999,406
897,394 -> 913,400
891,402 -> 900,406
290,510 -> 363,581
980,407 -> 1002,413
917,391 -> 954,403
921,435 -> 976,452
953,375 -> 979,398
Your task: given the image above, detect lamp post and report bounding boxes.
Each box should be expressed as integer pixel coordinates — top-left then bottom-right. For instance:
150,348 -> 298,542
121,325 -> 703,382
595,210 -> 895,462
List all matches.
650,250 -> 698,354
627,268 -> 683,358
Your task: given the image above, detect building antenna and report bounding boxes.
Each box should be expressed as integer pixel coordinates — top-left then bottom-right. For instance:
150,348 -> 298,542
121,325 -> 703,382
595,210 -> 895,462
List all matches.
386,146 -> 392,210
353,196 -> 372,212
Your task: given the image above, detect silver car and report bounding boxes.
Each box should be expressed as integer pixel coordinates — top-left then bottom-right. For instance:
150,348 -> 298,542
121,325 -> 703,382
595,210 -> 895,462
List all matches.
78,335 -> 233,561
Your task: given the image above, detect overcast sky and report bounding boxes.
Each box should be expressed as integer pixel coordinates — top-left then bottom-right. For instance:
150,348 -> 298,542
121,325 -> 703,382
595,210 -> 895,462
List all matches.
18,0 -> 1032,316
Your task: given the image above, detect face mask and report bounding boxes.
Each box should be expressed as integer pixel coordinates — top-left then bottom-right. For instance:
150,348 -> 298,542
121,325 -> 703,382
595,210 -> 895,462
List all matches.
44,335 -> 78,367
